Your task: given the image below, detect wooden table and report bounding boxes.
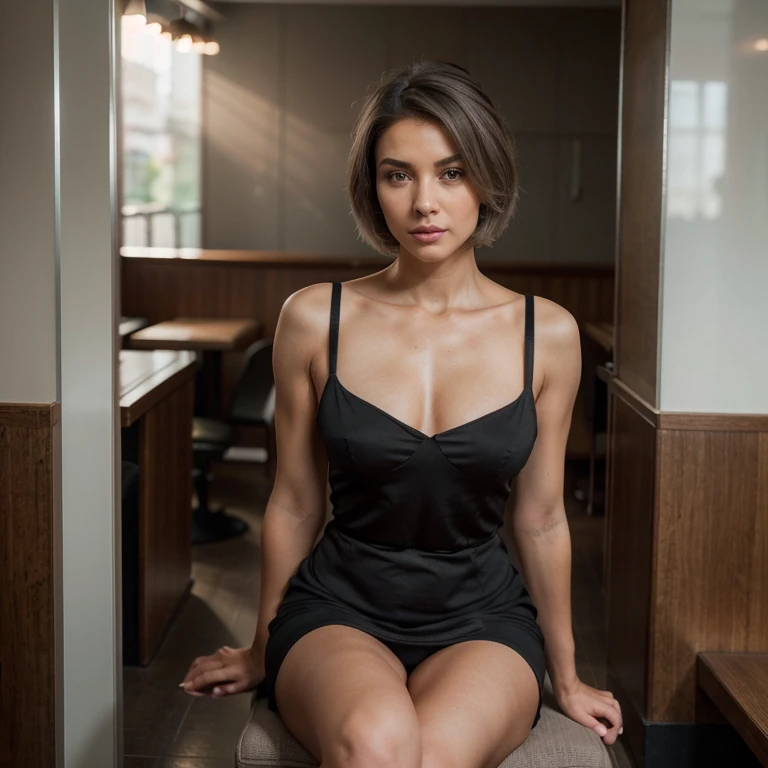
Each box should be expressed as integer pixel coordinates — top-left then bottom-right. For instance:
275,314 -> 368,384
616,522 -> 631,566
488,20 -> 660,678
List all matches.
127,317 -> 261,351
127,318 -> 262,417
119,316 -> 150,347
120,349 -> 197,665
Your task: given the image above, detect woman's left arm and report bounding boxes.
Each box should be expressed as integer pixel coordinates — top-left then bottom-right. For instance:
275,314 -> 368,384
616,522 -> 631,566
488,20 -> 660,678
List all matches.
510,299 -> 622,745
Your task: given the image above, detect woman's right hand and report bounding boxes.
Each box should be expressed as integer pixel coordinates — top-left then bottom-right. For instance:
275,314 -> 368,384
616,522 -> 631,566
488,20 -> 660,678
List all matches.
180,645 -> 265,698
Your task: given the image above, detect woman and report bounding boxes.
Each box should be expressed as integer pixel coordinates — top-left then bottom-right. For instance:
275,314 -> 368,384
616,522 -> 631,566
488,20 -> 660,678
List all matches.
181,60 -> 623,766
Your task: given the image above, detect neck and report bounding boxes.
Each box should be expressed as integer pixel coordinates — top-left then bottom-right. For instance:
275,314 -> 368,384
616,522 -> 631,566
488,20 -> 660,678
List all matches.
382,244 -> 485,310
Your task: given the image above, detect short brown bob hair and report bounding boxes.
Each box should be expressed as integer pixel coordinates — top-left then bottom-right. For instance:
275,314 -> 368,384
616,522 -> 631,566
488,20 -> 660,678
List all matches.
347,60 -> 519,256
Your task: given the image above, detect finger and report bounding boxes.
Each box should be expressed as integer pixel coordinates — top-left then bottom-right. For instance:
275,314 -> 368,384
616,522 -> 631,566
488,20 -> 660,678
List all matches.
181,659 -> 224,687
590,703 -> 622,743
188,659 -> 225,679
182,654 -> 219,682
212,679 -> 252,697
598,693 -> 621,715
187,667 -> 238,692
579,713 -> 610,739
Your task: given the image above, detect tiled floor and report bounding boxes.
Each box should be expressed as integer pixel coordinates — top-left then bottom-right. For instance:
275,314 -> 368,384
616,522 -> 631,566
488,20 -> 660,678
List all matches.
123,461 -> 633,767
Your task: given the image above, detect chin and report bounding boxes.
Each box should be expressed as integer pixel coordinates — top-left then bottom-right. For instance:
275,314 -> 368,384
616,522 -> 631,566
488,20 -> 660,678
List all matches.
399,238 -> 472,263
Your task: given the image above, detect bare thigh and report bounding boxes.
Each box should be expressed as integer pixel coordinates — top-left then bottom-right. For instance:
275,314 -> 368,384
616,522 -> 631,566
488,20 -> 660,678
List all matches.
274,625 -> 422,768
407,640 -> 540,768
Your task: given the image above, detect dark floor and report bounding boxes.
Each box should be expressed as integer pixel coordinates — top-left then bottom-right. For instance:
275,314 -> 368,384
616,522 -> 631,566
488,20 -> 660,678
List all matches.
123,461 -> 633,768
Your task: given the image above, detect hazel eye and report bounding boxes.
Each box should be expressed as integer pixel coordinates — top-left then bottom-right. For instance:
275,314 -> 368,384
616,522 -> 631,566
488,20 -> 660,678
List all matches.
389,171 -> 409,183
443,168 -> 464,181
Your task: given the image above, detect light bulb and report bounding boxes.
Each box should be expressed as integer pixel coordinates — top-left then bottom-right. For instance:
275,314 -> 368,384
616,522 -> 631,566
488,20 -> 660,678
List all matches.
176,34 -> 193,52
124,0 -> 147,20
146,21 -> 162,35
204,41 -> 220,56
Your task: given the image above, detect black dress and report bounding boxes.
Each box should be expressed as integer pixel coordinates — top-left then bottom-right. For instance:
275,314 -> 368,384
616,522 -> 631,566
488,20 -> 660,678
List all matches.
264,281 -> 546,728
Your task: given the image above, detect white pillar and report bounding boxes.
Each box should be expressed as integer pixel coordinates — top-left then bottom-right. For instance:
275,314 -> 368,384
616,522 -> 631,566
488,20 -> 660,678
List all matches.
58,0 -> 122,765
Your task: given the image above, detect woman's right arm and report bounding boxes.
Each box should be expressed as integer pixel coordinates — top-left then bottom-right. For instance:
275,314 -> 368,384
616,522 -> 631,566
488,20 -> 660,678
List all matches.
251,285 -> 331,660
180,284 -> 331,697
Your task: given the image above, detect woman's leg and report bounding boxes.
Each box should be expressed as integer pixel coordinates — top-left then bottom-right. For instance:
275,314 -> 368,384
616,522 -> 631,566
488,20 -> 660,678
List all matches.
275,624 -> 422,768
406,640 -> 540,768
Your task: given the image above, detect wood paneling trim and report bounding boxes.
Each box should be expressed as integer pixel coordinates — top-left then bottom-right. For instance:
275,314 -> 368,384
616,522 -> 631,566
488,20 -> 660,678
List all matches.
0,402 -> 61,429
606,380 -> 768,432
658,412 -> 768,433
0,401 -> 59,766
121,247 -> 616,276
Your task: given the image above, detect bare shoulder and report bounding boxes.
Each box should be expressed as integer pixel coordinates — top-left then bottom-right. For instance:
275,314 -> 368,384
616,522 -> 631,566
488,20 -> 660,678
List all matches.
274,282 -> 334,370
279,281 -> 333,327
530,296 -> 581,390
531,295 -> 579,348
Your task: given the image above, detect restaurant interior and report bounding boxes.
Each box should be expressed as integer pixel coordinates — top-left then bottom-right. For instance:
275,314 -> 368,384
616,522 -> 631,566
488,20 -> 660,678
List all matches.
2,0 -> 767,767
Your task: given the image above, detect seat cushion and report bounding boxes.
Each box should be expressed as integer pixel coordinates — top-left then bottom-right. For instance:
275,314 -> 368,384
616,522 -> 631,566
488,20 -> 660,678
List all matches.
236,677 -> 611,768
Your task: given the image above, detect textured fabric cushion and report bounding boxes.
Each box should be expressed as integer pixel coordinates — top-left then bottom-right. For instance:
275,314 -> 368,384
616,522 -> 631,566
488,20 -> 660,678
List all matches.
235,676 -> 611,768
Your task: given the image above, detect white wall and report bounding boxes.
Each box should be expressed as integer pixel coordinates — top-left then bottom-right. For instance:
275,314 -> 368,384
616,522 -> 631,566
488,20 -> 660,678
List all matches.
0,1 -> 122,766
0,0 -> 59,404
659,0 -> 768,413
202,3 -> 620,261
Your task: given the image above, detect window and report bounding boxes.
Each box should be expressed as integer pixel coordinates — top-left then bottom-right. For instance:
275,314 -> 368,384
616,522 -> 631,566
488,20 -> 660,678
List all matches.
667,80 -> 728,221
120,15 -> 202,247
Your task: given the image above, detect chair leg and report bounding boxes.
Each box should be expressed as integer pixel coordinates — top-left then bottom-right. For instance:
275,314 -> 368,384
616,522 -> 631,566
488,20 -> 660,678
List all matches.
192,457 -> 248,545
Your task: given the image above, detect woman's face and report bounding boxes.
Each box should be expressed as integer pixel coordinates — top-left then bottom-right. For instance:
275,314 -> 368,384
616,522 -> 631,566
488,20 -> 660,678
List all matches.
374,117 -> 482,261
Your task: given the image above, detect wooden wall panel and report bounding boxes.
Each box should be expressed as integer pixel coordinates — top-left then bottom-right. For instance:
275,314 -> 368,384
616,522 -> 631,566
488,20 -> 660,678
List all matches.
122,257 -> 614,458
122,259 -> 615,337
605,396 -> 656,719
650,429 -> 768,722
138,381 -> 194,663
615,0 -> 669,407
0,403 -> 59,767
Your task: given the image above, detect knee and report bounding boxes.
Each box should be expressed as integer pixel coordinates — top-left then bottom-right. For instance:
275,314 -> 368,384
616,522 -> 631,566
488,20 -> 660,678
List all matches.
329,704 -> 421,768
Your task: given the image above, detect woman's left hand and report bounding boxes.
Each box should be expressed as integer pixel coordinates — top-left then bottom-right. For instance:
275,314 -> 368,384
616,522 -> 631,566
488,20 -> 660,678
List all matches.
554,678 -> 623,745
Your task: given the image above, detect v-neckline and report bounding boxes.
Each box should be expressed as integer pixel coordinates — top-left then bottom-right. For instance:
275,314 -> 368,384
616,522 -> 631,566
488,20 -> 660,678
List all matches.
319,373 -> 531,441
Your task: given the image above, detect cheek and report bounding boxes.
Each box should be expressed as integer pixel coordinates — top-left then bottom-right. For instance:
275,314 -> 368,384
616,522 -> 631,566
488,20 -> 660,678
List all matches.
376,184 -> 407,221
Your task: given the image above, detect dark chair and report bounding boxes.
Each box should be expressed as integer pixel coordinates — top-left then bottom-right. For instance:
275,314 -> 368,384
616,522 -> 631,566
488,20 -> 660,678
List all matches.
228,337 -> 276,477
191,338 -> 274,545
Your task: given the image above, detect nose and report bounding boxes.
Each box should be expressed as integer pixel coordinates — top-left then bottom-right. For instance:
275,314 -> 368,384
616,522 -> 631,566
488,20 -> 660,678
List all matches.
413,177 -> 440,217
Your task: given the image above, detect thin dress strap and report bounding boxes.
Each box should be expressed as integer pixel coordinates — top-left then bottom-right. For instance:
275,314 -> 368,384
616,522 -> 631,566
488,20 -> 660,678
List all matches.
329,281 -> 341,376
524,294 -> 534,392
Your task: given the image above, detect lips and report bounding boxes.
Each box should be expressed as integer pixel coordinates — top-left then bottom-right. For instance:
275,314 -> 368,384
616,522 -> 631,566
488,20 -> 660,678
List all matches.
411,229 -> 445,243
410,226 -> 445,234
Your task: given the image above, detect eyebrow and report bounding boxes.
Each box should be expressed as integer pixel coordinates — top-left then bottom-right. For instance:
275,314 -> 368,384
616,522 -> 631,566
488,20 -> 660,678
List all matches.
378,153 -> 462,170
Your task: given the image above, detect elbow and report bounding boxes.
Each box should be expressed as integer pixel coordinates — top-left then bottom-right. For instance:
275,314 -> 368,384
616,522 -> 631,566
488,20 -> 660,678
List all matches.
512,502 -> 567,540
